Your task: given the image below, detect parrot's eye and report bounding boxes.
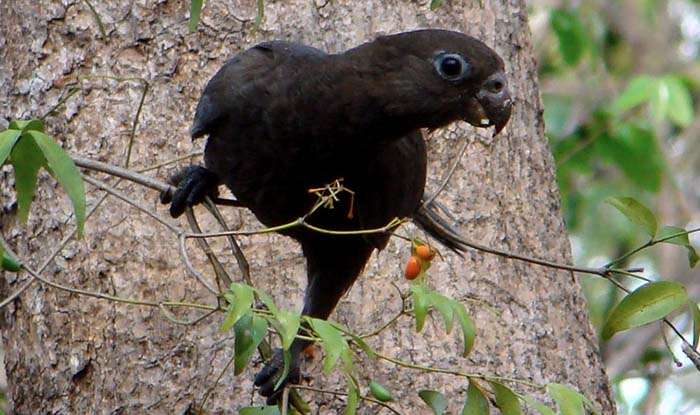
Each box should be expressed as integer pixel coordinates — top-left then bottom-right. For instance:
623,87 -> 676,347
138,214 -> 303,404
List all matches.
434,53 -> 471,82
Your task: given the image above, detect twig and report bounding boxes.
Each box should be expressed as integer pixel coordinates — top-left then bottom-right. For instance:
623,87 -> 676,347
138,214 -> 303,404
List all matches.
204,199 -> 251,284
82,175 -> 180,233
158,304 -> 218,326
372,350 -> 543,390
422,137 -> 469,208
605,227 -> 700,268
41,87 -> 80,120
75,156 -> 172,193
199,352 -> 236,411
185,208 -> 233,288
178,233 -> 221,296
0,189 -> 112,309
681,343 -> 700,371
291,385 -> 402,415
136,151 -> 203,173
82,0 -> 107,39
359,282 -> 408,338
124,81 -> 149,167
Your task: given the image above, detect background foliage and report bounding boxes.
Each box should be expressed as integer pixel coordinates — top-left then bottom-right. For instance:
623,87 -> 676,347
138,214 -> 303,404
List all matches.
531,0 -> 700,413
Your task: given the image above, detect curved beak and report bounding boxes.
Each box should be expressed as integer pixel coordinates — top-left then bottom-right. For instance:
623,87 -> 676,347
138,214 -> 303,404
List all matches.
465,71 -> 513,137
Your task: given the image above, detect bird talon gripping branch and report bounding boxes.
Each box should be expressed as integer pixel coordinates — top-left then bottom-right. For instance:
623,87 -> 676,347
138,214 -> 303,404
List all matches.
162,29 -> 512,399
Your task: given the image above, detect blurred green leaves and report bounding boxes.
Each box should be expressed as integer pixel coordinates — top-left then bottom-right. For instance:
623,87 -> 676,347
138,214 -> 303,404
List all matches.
614,75 -> 694,128
550,9 -> 590,66
596,124 -> 665,193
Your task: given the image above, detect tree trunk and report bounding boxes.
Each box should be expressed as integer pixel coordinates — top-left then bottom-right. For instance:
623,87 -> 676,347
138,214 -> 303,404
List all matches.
0,0 -> 615,414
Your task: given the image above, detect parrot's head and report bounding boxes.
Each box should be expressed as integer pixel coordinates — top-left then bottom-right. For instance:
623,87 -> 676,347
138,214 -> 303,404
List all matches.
357,29 -> 513,136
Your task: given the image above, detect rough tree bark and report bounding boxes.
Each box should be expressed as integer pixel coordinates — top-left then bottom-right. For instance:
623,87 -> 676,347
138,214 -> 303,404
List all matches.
0,0 -> 615,414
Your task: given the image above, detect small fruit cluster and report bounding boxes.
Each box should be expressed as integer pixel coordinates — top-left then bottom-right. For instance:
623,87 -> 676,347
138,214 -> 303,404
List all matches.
404,241 -> 436,280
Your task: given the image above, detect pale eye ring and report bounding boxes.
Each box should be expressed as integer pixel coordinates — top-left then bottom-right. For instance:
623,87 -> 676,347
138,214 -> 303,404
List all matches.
434,53 -> 471,82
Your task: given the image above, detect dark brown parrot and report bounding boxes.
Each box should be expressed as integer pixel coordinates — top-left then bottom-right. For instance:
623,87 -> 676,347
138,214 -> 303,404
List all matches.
161,29 -> 512,401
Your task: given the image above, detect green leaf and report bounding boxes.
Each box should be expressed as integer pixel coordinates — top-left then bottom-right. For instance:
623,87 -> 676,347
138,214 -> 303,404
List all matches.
522,396 -> 556,415
418,390 -> 448,415
254,288 -> 279,315
543,94 -> 573,138
658,226 -> 699,268
188,0 -> 203,32
602,281 -> 688,340
234,313 -> 268,375
689,301 -> 700,349
344,381 -> 359,415
369,380 -> 393,402
0,129 -> 22,167
221,283 -> 255,332
490,382 -> 522,415
430,0 -> 445,10
347,331 -> 376,359
547,383 -> 585,415
596,125 -> 664,193
613,76 -> 655,113
550,9 -> 589,66
271,310 -> 300,351
451,299 -> 476,357
462,381 -> 489,415
239,406 -> 281,415
661,76 -> 693,127
28,131 -> 85,236
1,244 -> 22,272
9,135 -> 46,223
605,196 -> 657,237
411,284 -> 430,332
429,292 -> 455,333
8,119 -> 44,132
308,318 -> 351,375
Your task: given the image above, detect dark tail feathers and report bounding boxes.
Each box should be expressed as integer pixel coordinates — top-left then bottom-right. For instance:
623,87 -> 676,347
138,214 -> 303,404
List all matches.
413,203 -> 469,255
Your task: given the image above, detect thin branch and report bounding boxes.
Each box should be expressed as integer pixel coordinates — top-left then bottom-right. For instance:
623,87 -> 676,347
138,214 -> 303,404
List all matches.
136,150 -> 203,173
82,175 -> 180,233
204,198 -> 251,284
124,81 -> 149,167
359,282 -> 408,338
605,227 -> 700,268
0,189 -> 113,309
185,208 -> 233,288
292,385 -> 403,415
199,352 -> 236,411
372,350 -> 543,390
75,156 -> 172,193
422,137 -> 469,208
681,343 -> 700,371
608,269 -> 652,283
158,304 -> 218,326
178,232 -> 221,296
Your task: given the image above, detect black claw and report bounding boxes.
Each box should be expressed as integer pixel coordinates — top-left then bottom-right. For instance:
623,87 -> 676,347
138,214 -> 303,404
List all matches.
254,349 -> 301,402
159,165 -> 219,218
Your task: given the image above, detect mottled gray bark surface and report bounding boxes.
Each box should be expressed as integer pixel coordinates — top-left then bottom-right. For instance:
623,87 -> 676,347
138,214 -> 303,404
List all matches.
1,0 -> 614,414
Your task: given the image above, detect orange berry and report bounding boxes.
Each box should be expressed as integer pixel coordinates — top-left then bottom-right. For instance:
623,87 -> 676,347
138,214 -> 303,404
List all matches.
404,256 -> 422,280
415,244 -> 435,261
